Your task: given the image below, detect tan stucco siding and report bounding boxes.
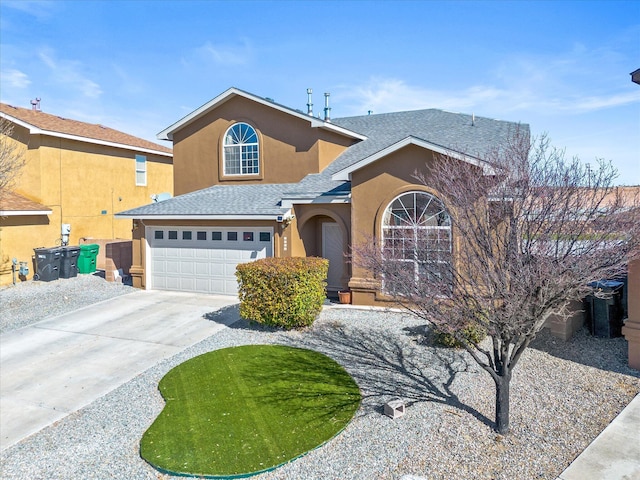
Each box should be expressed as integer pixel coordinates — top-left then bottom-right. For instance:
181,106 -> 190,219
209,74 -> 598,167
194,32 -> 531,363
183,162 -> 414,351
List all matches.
349,145 -> 442,305
5,124 -> 38,198
350,145 -> 438,262
1,132 -> 55,283
1,133 -> 173,286
318,140 -> 352,172
623,258 -> 640,368
292,203 -> 351,257
172,96 -> 353,195
0,215 -> 53,283
291,203 -> 352,291
15,136 -> 173,244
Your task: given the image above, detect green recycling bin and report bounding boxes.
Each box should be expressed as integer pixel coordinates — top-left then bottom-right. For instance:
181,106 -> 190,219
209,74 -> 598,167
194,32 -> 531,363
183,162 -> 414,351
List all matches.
78,244 -> 100,274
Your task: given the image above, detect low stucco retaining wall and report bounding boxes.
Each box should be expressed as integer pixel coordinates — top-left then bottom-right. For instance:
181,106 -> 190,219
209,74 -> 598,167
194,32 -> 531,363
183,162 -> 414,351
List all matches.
80,238 -> 132,282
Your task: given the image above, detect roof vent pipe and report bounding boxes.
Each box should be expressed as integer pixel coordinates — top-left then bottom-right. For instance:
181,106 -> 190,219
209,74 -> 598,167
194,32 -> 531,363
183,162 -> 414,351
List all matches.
324,92 -> 331,122
471,113 -> 475,126
307,88 -> 313,116
30,98 -> 41,111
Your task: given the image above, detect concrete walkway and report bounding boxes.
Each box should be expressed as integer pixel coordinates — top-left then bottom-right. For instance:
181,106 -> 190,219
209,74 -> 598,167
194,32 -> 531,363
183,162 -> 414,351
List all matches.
0,290 -> 238,450
557,392 -> 640,480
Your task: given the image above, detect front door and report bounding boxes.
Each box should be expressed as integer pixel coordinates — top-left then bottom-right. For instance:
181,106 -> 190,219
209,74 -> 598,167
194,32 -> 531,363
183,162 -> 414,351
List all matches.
322,222 -> 344,292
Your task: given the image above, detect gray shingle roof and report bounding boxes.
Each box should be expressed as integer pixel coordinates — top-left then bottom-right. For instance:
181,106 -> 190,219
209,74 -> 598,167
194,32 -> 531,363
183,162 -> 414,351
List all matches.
118,106 -> 526,218
329,108 -> 525,175
285,109 -> 527,199
117,183 -> 290,217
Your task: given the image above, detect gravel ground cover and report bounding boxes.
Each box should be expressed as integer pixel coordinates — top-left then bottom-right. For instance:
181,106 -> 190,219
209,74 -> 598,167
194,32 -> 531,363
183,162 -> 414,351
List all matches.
1,282 -> 638,480
0,274 -> 136,334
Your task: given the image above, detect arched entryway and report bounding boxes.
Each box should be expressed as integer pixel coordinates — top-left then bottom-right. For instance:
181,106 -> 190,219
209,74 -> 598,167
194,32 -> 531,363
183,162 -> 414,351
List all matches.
297,210 -> 349,294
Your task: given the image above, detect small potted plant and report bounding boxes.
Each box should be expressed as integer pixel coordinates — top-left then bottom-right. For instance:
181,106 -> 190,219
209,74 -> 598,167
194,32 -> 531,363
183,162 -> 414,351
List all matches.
338,289 -> 351,304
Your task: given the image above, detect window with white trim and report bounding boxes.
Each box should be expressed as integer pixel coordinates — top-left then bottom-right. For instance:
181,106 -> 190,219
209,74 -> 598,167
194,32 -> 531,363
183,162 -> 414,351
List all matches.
382,191 -> 452,293
135,154 -> 147,186
223,122 -> 259,175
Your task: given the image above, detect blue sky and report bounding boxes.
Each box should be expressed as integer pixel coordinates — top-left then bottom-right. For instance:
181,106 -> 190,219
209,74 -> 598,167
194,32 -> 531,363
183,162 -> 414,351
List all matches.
1,0 -> 638,184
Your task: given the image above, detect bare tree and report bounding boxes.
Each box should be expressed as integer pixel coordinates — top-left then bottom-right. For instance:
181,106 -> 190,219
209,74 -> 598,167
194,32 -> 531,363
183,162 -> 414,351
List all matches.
354,129 -> 640,434
0,117 -> 25,195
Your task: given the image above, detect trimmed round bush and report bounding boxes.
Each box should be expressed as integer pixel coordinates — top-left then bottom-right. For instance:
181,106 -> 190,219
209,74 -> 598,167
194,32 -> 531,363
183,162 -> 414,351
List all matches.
434,322 -> 487,348
236,257 -> 328,329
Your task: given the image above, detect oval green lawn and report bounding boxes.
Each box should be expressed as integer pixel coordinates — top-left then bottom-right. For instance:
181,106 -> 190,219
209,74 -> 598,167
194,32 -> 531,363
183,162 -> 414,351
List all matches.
140,344 -> 361,478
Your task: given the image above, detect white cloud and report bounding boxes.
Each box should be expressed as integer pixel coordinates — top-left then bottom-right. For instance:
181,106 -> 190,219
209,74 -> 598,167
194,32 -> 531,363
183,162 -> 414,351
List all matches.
186,40 -> 252,67
565,92 -> 640,113
336,58 -> 639,185
490,45 -> 640,114
338,78 -> 511,116
38,49 -> 102,98
340,49 -> 640,118
110,63 -> 145,95
338,35 -> 640,119
1,68 -> 31,89
2,1 -> 56,21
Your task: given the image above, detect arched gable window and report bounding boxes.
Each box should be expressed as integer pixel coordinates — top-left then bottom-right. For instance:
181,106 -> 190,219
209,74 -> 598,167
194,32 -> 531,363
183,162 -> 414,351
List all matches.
382,191 -> 452,292
223,122 -> 259,175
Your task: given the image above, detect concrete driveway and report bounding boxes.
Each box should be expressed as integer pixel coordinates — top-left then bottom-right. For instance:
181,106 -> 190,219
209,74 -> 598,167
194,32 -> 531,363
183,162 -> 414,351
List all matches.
0,289 -> 239,450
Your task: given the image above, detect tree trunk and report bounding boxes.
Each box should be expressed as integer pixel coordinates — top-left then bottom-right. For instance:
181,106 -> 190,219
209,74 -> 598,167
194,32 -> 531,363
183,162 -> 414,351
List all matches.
494,373 -> 511,434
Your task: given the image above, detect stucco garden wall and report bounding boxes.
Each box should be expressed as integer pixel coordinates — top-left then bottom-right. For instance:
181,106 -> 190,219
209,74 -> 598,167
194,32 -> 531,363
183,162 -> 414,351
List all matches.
623,258 -> 640,370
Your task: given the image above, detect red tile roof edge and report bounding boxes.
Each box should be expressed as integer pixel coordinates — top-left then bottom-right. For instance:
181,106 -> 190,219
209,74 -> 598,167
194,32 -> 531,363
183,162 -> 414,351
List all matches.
1,103 -> 172,156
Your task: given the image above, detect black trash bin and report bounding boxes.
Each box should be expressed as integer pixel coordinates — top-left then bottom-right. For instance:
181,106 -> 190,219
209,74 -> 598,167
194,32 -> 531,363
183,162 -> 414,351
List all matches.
585,280 -> 624,338
33,247 -> 62,282
60,246 -> 80,279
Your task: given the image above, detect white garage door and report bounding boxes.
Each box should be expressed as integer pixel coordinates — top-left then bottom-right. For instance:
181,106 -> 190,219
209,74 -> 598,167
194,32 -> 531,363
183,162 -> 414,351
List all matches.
149,227 -> 273,295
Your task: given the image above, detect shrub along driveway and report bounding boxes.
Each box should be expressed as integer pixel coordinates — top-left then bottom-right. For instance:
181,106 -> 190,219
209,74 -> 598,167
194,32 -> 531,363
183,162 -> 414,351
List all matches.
0,290 -> 238,450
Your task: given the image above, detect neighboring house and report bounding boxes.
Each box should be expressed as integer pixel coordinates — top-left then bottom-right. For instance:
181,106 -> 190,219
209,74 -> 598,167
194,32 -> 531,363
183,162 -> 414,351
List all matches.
626,68 -> 640,369
116,87 -> 518,304
0,103 -> 173,286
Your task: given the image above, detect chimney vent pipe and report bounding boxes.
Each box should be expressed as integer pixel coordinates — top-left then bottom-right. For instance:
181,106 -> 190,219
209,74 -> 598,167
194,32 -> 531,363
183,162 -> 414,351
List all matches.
324,92 -> 331,122
307,88 -> 313,116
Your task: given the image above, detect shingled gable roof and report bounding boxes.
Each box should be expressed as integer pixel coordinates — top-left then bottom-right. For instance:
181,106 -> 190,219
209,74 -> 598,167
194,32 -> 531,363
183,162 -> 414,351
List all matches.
156,87 -> 367,142
329,108 -> 524,181
331,136 -> 496,181
284,109 -> 524,198
0,191 -> 52,216
117,92 -> 526,219
0,103 -> 172,157
116,183 -> 291,219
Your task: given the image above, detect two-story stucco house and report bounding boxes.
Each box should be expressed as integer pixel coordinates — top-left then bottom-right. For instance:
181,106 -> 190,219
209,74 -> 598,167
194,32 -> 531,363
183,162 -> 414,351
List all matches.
116,87 -> 521,305
0,103 -> 173,285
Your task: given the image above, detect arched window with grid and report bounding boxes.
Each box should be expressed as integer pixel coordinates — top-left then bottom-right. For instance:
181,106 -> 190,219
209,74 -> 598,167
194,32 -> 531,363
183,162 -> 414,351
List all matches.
223,123 -> 259,175
382,191 -> 452,293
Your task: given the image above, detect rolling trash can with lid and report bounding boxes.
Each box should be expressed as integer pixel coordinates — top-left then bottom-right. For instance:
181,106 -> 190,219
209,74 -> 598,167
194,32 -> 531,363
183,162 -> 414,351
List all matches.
78,244 -> 100,274
33,247 -> 62,282
60,246 -> 80,278
585,280 -> 624,338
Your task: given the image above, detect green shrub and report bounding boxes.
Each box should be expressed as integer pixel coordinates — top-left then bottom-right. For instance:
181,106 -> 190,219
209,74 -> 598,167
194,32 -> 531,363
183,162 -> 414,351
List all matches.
434,322 -> 487,348
236,257 -> 328,329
